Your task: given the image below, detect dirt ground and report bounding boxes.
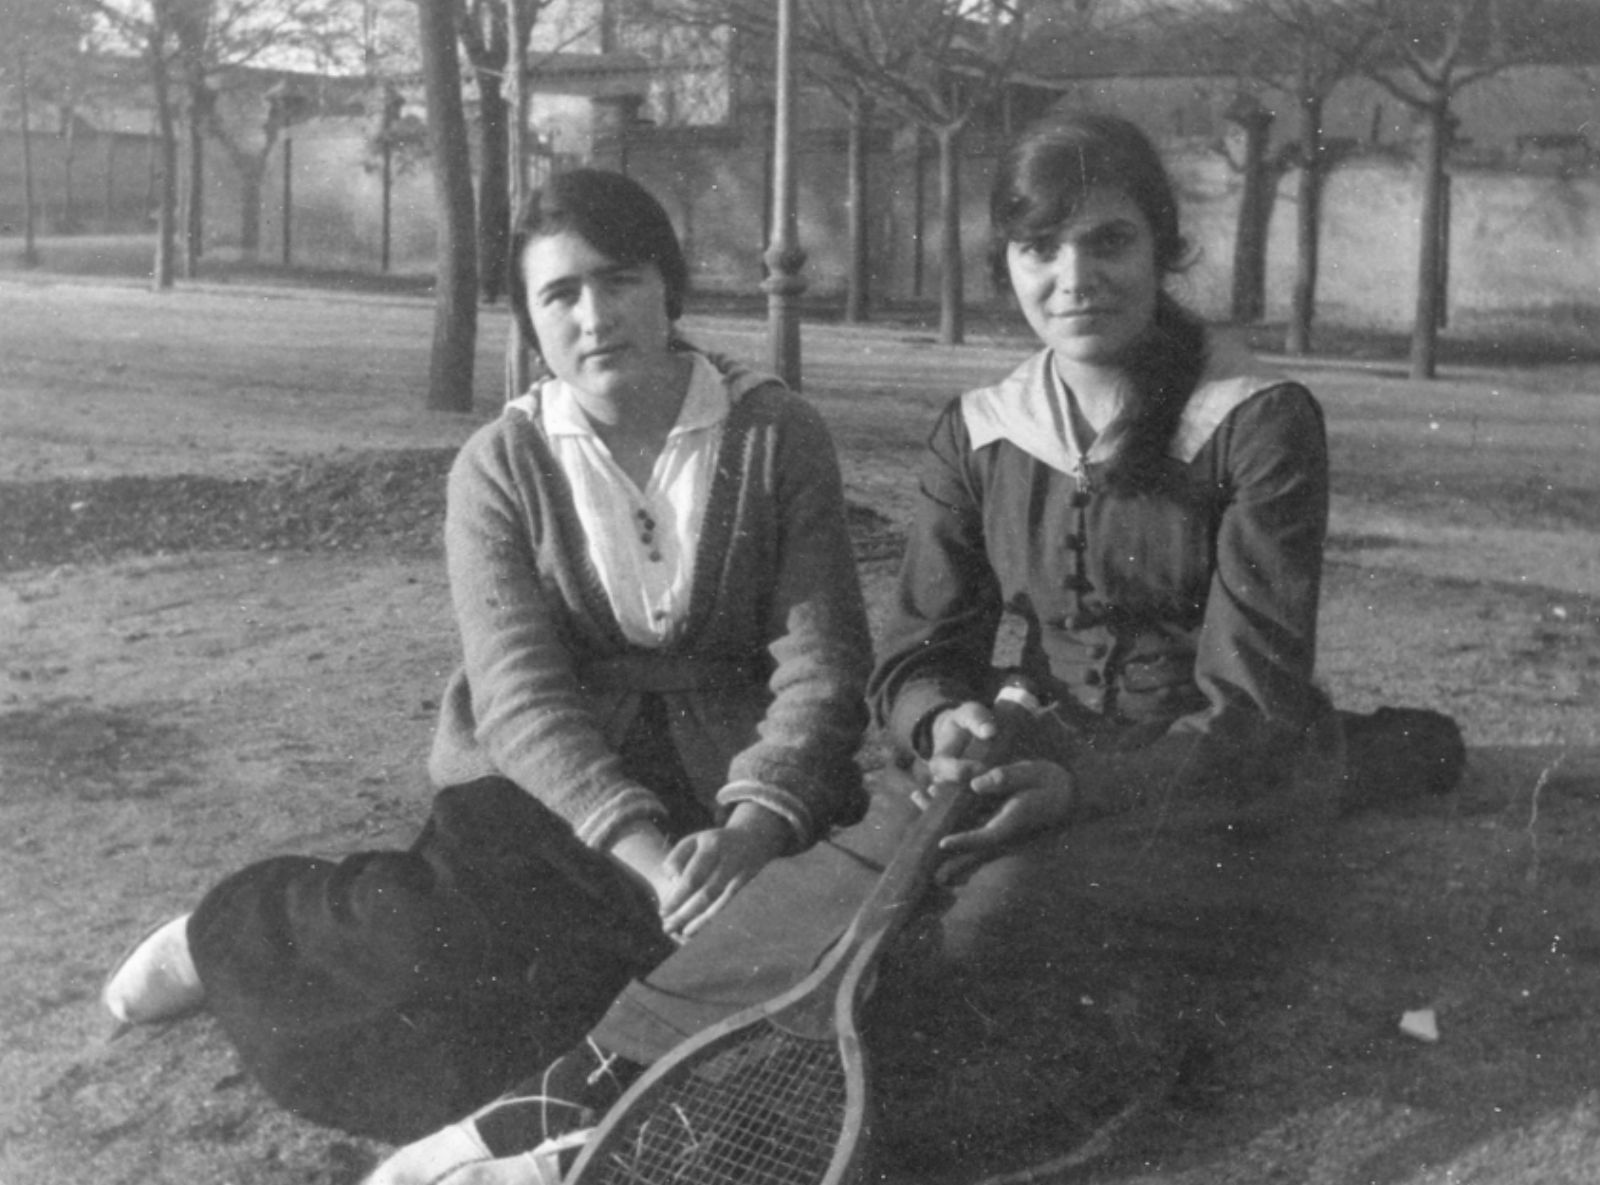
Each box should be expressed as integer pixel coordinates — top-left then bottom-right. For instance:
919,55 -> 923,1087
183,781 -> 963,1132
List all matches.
1,274 -> 1598,1185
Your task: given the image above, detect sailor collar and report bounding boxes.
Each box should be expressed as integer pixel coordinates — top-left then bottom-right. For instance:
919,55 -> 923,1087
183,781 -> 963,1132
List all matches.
961,334 -> 1287,475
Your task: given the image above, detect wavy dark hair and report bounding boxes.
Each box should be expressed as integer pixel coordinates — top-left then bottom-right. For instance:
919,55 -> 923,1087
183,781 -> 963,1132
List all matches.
989,112 -> 1207,493
508,168 -> 689,357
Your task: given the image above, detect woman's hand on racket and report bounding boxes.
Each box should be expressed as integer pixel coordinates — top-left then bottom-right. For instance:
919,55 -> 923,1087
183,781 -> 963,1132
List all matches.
923,699 -> 1074,859
658,803 -> 790,941
912,700 -> 999,809
939,759 -> 1075,856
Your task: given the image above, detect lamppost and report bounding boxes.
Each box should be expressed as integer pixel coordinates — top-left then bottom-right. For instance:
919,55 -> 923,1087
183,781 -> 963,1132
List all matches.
762,0 -> 804,389
266,79 -> 312,267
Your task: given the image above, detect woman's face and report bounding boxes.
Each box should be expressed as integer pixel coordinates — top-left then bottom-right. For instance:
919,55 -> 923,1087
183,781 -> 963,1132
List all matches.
1005,186 -> 1160,368
521,228 -> 675,404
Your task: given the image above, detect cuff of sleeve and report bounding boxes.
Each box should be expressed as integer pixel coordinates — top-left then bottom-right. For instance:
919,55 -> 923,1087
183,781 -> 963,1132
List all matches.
715,780 -> 810,851
577,787 -> 673,851
888,682 -> 969,759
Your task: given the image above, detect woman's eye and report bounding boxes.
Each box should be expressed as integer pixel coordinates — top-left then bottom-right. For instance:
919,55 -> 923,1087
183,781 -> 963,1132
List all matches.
1019,238 -> 1057,261
1087,228 -> 1137,256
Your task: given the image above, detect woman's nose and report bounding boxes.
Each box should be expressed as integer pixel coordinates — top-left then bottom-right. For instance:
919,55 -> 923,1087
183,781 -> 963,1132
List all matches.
574,285 -> 612,332
1051,245 -> 1100,297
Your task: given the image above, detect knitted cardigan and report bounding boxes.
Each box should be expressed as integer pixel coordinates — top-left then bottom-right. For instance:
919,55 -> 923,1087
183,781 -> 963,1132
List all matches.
429,348 -> 872,851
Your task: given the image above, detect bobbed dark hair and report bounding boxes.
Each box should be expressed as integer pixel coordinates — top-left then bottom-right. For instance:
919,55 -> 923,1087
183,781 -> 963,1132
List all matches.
508,168 -> 689,355
987,110 -> 1190,295
988,112 -> 1207,494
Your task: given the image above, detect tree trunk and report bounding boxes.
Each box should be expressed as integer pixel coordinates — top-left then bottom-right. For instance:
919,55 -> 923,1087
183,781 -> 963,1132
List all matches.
183,87 -> 205,279
280,136 -> 294,265
936,123 -> 963,346
148,29 -> 179,291
1285,91 -> 1325,356
237,156 -> 263,257
844,89 -> 871,323
418,0 -> 478,412
62,103 -> 78,232
1410,101 -> 1448,380
1228,103 -> 1275,324
381,139 -> 393,273
1435,171 -> 1452,331
18,48 -> 39,267
102,133 -> 117,230
476,78 -> 510,303
910,126 -> 925,300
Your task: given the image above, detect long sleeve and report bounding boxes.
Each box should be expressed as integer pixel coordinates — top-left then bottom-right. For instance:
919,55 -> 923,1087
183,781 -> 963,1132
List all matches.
868,401 -> 1005,754
438,425 -> 667,847
713,395 -> 874,844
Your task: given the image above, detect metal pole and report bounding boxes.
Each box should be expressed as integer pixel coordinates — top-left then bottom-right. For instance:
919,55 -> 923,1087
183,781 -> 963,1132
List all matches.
506,0 -> 532,398
762,0 -> 805,389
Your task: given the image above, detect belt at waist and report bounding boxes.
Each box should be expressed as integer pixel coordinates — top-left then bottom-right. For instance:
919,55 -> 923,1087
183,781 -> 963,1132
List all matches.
577,654 -> 768,695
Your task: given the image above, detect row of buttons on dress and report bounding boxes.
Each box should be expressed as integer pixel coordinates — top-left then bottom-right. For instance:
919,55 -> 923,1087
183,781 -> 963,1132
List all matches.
1061,485 -> 1110,632
634,508 -> 664,563
1063,482 -> 1116,707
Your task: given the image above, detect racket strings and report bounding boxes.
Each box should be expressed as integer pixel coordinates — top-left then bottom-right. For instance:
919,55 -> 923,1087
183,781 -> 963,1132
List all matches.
579,1023 -> 847,1185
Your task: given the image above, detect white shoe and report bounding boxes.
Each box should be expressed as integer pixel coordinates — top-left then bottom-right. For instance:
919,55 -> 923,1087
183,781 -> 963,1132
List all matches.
101,913 -> 204,1026
363,1123 -> 591,1185
364,1038 -> 609,1183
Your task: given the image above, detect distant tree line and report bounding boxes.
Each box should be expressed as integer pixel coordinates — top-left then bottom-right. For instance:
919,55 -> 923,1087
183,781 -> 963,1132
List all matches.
1,0 -> 1595,411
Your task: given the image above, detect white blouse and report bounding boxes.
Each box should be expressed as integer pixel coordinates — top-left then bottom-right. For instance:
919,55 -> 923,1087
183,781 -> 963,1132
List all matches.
511,354 -> 728,646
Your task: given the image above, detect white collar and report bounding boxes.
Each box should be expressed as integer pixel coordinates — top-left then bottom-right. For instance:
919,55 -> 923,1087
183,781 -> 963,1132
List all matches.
509,353 -> 729,437
961,333 -> 1285,472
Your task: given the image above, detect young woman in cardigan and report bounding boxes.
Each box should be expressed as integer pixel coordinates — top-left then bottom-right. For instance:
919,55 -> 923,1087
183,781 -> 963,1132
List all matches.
100,169 -> 874,1143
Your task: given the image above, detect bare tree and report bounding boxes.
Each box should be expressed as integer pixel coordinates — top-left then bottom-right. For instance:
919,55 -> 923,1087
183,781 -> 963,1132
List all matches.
1358,0 -> 1595,378
204,78 -> 292,258
0,0 -> 87,266
169,0 -> 211,278
456,0 -> 547,304
84,0 -> 183,288
1216,90 -> 1295,323
1167,0 -> 1377,351
797,0 -> 1058,345
418,0 -> 478,412
85,0 -> 357,286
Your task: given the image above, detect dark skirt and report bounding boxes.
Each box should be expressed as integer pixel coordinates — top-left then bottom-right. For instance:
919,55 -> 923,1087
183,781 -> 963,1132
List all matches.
189,776 -> 678,1140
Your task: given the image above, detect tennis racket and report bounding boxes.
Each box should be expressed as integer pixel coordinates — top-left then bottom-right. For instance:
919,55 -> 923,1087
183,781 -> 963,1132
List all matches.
562,678 -> 1045,1185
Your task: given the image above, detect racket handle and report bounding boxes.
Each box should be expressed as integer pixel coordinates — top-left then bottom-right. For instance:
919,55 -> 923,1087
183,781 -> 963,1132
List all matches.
961,672 -> 1047,770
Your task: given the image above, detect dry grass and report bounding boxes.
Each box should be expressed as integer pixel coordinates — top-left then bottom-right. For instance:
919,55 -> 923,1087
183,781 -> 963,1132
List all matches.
0,274 -> 1596,1185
